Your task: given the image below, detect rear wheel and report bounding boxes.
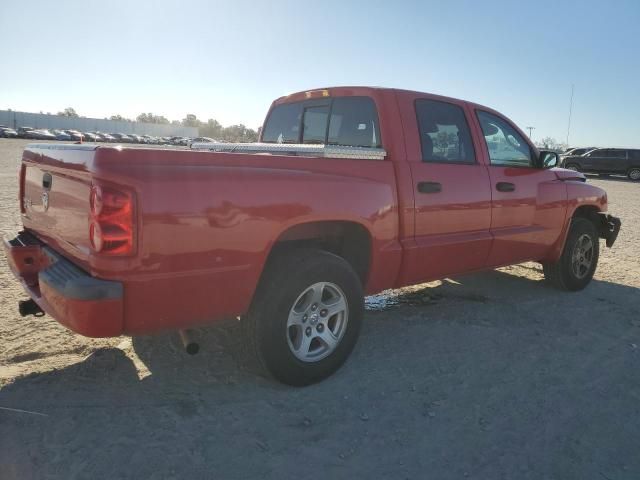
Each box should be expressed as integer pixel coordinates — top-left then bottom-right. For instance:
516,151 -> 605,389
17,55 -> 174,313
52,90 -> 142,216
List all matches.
628,168 -> 640,181
243,249 -> 364,386
543,218 -> 599,291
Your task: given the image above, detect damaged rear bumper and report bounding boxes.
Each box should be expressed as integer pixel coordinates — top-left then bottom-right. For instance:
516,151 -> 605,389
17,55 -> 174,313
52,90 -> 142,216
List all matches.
3,230 -> 124,337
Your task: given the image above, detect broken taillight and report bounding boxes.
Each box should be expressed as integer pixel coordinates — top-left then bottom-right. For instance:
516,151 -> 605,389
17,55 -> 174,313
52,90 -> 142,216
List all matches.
89,184 -> 135,255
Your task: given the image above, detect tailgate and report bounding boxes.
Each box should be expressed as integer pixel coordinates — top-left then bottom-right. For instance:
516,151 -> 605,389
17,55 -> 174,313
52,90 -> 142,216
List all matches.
21,144 -> 98,267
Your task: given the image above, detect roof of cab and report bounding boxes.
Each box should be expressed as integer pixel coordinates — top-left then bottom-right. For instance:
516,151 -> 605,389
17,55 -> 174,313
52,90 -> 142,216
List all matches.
273,85 -> 493,112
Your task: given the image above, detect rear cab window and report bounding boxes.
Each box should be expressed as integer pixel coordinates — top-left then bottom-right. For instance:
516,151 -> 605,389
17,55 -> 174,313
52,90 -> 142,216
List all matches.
261,96 -> 382,148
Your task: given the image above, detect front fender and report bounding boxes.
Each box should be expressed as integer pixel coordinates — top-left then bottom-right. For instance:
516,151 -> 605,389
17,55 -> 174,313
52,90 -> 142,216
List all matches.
544,181 -> 612,262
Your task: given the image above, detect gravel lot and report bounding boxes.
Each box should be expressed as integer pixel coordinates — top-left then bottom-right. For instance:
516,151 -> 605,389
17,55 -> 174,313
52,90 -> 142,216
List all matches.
1,139 -> 639,479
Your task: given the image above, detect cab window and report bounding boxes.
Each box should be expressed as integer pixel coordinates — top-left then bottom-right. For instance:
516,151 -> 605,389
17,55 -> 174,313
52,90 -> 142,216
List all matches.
476,111 -> 533,167
415,99 -> 476,163
262,96 -> 381,148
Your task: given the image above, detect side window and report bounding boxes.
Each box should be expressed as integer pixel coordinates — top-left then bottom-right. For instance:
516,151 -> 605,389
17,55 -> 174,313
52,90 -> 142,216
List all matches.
611,150 -> 627,159
415,99 -> 475,163
476,111 -> 533,167
327,97 -> 381,148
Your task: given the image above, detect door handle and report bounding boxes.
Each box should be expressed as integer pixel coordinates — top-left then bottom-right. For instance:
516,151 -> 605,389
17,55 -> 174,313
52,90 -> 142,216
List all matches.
496,182 -> 515,192
417,181 -> 442,194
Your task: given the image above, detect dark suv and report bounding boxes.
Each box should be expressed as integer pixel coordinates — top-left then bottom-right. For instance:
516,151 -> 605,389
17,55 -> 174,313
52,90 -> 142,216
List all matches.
562,148 -> 640,180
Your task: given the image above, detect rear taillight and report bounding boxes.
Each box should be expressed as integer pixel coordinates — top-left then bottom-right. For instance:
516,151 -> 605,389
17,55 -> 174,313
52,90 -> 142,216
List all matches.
89,184 -> 135,255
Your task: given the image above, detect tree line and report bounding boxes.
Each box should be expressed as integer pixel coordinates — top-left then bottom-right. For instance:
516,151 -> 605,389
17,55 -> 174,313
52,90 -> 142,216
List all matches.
56,107 -> 259,142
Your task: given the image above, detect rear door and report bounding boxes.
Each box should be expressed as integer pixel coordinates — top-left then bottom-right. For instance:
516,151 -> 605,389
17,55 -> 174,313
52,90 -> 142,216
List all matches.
395,93 -> 492,284
472,110 -> 565,266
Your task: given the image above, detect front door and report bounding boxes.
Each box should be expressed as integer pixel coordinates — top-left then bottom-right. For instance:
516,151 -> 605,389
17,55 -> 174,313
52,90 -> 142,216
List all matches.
473,110 -> 566,266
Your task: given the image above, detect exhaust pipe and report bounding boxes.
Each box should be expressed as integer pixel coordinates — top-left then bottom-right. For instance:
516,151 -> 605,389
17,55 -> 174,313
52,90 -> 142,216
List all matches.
18,299 -> 44,317
178,329 -> 199,355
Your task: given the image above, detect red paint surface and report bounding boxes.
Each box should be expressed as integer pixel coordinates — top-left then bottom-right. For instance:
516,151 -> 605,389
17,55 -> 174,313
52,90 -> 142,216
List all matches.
7,87 -> 610,337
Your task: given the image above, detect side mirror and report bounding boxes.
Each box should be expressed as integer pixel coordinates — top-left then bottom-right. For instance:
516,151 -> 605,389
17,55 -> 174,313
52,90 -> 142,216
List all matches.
540,150 -> 559,169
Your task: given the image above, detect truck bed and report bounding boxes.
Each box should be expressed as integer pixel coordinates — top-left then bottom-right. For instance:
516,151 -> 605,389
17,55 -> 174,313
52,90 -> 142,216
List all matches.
16,142 -> 402,335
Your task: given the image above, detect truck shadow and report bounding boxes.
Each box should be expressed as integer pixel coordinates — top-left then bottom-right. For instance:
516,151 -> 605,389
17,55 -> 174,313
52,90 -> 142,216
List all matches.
1,267 -> 640,477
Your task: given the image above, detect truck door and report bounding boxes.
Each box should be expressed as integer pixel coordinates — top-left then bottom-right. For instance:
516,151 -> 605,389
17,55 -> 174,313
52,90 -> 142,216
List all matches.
473,110 -> 566,266
395,94 -> 492,285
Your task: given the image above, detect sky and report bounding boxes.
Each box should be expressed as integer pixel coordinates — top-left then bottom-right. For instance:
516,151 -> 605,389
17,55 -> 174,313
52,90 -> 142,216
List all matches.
1,0 -> 639,147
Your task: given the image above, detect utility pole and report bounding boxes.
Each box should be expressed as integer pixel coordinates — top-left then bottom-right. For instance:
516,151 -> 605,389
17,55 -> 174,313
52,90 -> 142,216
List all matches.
526,126 -> 535,139
566,84 -> 574,147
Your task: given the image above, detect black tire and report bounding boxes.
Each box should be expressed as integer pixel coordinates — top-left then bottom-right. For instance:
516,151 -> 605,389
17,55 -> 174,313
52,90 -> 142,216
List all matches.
243,248 -> 364,386
628,167 -> 640,181
543,217 -> 599,291
565,163 -> 580,172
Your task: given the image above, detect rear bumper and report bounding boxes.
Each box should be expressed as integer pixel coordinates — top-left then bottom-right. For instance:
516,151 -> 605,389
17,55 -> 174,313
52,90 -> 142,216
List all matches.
3,231 -> 124,337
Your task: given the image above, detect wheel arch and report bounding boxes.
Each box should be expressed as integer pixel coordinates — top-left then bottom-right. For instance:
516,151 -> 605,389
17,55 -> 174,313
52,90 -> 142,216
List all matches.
264,220 -> 373,286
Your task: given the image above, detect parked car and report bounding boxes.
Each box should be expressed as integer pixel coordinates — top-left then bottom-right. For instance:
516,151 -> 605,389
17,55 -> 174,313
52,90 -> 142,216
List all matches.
110,133 -> 134,143
63,130 -> 84,141
169,136 -> 189,146
4,86 -> 621,386
52,129 -> 72,141
25,129 -> 57,140
17,127 -> 35,138
98,132 -> 116,142
561,147 -> 596,158
188,137 -> 216,147
81,132 -> 99,142
0,127 -> 19,138
562,148 -> 640,180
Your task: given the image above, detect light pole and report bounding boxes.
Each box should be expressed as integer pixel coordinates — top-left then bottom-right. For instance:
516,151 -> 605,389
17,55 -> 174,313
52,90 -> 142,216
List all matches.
526,126 -> 535,140
566,84 -> 574,147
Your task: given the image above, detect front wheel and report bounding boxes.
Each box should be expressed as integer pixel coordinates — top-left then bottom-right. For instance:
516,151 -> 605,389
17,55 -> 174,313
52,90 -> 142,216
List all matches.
243,249 -> 364,386
565,163 -> 580,172
628,168 -> 640,181
543,217 -> 599,291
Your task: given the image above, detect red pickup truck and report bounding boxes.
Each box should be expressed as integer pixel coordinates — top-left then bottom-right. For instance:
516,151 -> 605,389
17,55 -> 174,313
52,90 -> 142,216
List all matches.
4,86 -> 621,385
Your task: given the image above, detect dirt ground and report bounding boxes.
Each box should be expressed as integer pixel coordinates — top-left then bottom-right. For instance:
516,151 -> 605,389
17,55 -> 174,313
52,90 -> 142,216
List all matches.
1,138 -> 639,480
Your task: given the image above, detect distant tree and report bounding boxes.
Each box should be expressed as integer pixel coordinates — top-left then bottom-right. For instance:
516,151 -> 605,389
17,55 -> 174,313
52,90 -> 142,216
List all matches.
137,112 -> 170,124
221,124 -> 258,142
535,137 -> 567,151
200,119 -> 223,139
58,107 -> 79,117
110,114 -> 130,121
434,132 -> 449,153
182,114 -> 201,128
